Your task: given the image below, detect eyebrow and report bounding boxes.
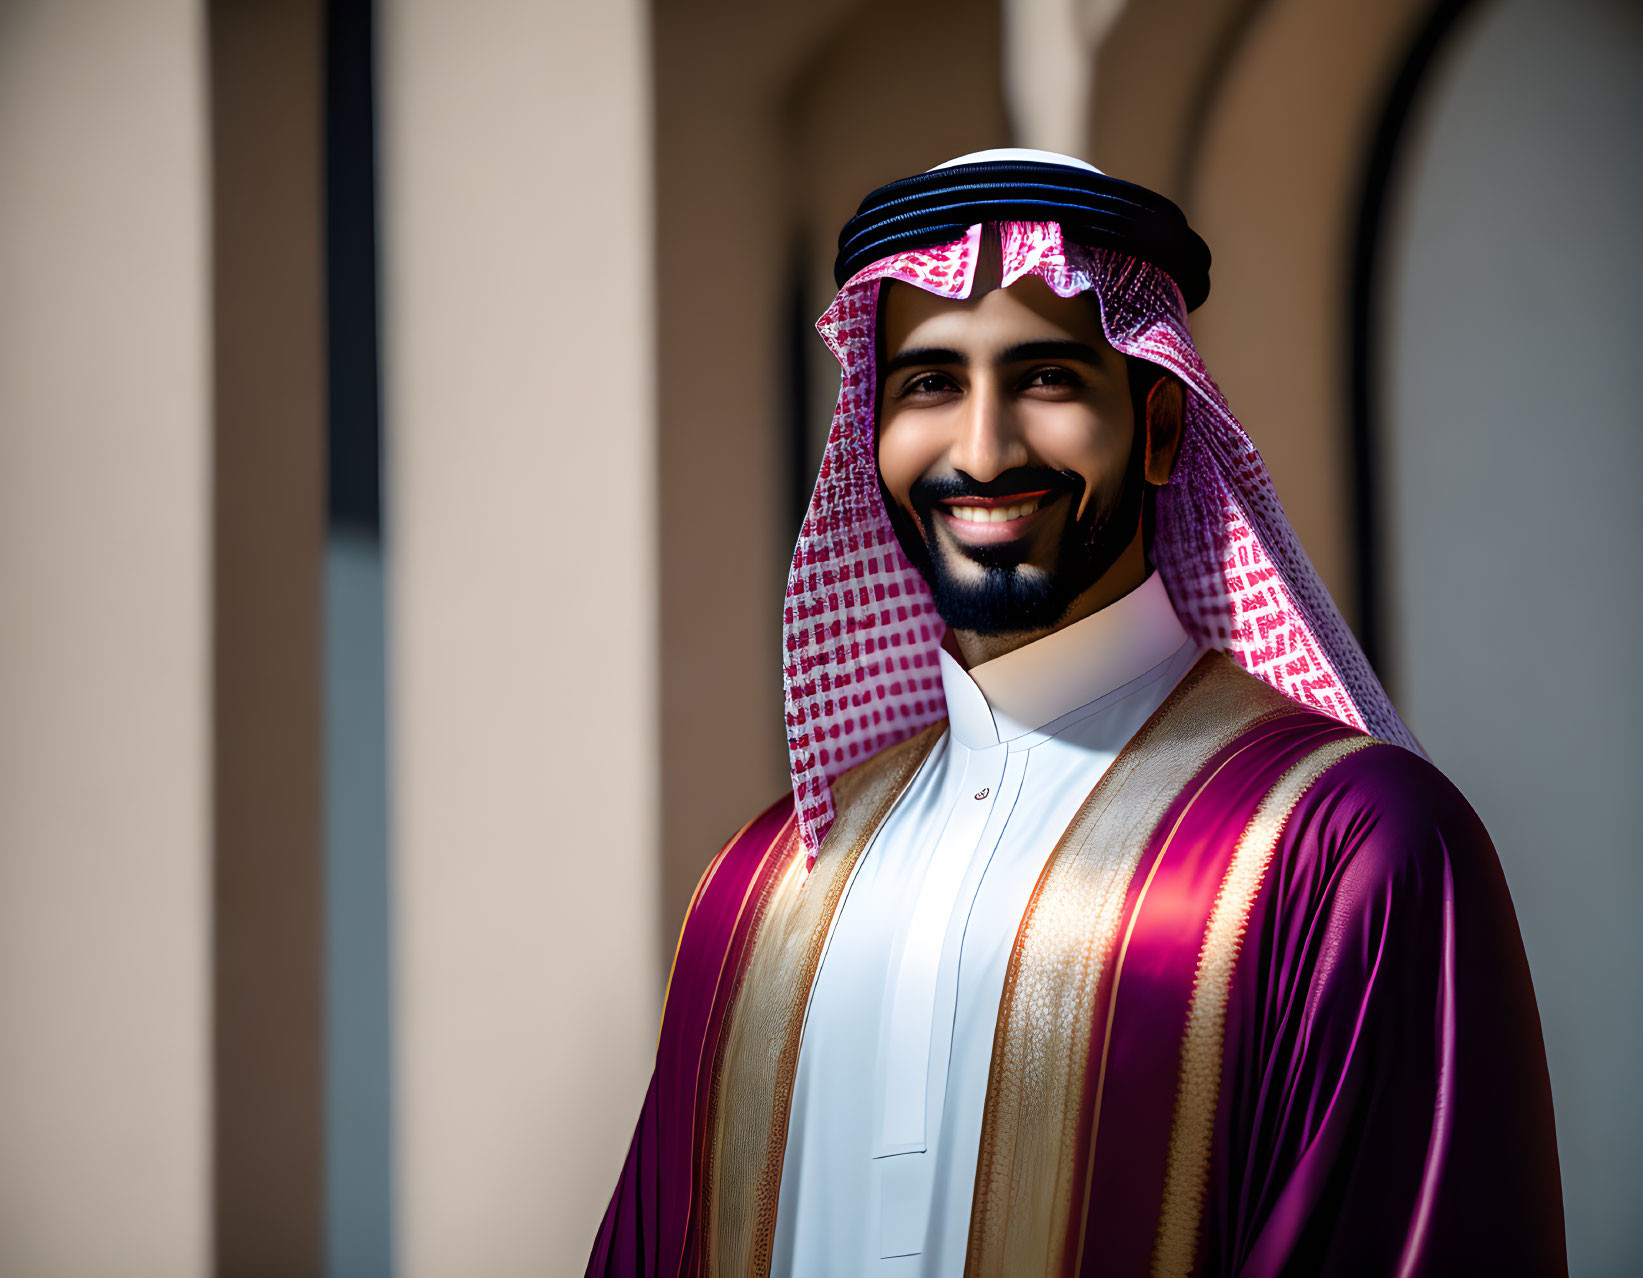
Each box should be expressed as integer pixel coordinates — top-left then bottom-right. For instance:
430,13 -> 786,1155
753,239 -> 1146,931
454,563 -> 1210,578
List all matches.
881,346 -> 963,379
881,338 -> 1110,379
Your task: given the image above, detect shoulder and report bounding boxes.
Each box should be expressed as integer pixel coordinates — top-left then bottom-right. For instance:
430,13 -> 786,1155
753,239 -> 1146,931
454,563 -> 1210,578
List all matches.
670,791 -> 796,961
1184,649 -> 1485,859
1306,739 -> 1486,856
682,790 -> 797,924
662,791 -> 797,1018
1175,654 -> 1483,852
1275,735 -> 1497,918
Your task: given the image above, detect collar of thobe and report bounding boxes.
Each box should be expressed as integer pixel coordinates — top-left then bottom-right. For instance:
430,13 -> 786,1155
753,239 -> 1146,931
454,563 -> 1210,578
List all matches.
938,571 -> 1190,749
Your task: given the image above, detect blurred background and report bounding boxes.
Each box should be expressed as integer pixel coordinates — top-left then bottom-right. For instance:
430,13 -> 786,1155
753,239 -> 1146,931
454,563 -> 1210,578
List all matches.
1,0 -> 1638,1274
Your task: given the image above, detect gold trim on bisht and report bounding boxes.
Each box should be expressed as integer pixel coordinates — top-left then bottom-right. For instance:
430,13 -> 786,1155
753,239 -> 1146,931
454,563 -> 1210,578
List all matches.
1150,733 -> 1379,1278
965,652 -> 1300,1278
703,721 -> 945,1277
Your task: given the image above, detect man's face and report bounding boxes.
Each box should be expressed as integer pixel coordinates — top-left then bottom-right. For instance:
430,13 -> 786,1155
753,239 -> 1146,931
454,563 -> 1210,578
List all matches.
876,273 -> 1144,637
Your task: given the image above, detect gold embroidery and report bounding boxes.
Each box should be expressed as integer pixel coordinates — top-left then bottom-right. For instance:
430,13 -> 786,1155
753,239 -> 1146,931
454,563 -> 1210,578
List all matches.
693,818 -> 794,1274
703,722 -> 944,1277
967,653 -> 1302,1278
1150,734 -> 1378,1278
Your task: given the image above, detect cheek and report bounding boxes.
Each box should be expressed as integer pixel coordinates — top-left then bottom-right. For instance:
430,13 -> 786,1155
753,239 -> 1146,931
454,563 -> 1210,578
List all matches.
1021,405 -> 1133,492
876,410 -> 950,504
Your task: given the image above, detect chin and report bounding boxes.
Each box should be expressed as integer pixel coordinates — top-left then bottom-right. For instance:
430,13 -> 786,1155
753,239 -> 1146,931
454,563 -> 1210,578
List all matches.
925,556 -> 1074,636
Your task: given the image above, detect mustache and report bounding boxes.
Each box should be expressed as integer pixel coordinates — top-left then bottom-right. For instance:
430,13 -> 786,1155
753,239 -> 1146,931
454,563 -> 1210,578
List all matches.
908,467 -> 1084,511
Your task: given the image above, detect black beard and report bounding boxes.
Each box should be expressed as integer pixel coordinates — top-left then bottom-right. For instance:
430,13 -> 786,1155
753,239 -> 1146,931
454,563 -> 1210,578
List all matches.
883,445 -> 1146,637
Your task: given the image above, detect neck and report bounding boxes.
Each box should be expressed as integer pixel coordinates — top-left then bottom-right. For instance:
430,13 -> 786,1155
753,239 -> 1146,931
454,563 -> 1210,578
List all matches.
949,529 -> 1147,667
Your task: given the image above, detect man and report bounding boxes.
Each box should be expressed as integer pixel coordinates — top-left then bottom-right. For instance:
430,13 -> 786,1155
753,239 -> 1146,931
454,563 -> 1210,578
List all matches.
588,151 -> 1564,1276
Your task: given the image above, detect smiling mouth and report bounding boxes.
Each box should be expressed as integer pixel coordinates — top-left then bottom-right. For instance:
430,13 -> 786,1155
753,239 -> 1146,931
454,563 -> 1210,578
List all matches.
937,489 -> 1057,542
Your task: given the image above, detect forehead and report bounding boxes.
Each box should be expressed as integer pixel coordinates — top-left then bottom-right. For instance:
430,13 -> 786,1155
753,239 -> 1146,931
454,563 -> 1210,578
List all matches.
879,275 -> 1112,359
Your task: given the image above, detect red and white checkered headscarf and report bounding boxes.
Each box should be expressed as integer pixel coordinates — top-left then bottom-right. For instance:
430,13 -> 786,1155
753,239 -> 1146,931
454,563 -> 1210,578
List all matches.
784,216 -> 1417,857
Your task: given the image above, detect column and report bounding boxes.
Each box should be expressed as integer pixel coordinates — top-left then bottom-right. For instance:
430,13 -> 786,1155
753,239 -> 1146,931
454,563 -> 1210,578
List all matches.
379,1 -> 660,1270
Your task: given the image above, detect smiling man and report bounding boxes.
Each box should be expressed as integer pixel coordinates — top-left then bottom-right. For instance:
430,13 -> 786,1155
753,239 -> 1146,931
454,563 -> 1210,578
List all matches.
589,151 -> 1565,1277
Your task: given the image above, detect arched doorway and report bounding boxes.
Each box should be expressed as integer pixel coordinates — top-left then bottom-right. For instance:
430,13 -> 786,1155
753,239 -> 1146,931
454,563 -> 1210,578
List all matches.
1379,1 -> 1643,1268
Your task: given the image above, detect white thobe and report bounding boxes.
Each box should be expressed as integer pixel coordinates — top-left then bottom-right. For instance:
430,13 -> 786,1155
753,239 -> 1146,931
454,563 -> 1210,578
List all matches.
771,572 -> 1199,1275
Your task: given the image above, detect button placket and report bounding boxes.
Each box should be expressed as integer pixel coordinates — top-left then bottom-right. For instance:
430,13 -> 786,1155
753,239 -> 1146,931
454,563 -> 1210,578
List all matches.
871,742 -> 1009,1258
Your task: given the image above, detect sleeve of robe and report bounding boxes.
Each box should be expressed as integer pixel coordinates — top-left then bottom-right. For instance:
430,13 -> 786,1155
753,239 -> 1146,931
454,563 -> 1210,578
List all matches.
586,796 -> 796,1278
586,1065 -> 665,1278
1210,743 -> 1567,1278
585,890 -> 713,1278
586,879 -> 710,1278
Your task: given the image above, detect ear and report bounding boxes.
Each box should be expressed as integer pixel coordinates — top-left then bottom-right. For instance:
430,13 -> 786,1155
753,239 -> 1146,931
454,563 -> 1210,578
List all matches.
1143,376 -> 1184,485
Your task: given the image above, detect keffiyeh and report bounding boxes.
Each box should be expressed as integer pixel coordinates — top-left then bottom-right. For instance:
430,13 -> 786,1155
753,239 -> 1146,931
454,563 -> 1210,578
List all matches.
783,156 -> 1417,857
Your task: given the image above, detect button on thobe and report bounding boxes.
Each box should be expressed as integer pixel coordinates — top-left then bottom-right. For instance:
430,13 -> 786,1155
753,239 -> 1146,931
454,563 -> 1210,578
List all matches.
772,572 -> 1200,1274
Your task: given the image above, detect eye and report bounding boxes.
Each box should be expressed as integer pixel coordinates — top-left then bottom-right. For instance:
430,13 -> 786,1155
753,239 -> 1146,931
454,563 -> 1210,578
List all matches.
1021,365 -> 1085,392
897,371 -> 959,399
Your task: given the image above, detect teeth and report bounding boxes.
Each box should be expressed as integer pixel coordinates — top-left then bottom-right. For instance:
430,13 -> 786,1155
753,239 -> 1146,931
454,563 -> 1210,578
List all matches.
950,499 -> 1040,524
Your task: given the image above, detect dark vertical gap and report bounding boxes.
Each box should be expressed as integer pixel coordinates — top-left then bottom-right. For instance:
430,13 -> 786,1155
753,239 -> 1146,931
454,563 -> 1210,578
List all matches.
323,1 -> 393,1275
1348,0 -> 1482,684
327,0 -> 382,537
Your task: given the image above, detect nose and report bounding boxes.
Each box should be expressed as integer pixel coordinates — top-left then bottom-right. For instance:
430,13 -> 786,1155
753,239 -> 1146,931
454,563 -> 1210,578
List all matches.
947,376 -> 1027,483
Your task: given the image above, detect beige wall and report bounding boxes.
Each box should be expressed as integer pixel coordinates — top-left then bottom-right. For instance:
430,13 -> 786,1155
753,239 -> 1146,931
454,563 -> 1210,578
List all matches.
380,0 -> 660,1270
786,0 -> 1013,473
1189,0 -> 1426,618
650,0 -> 862,977
0,3 -> 211,1275
652,9 -> 793,964
1090,0 -> 1254,201
1093,0 -> 1428,626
